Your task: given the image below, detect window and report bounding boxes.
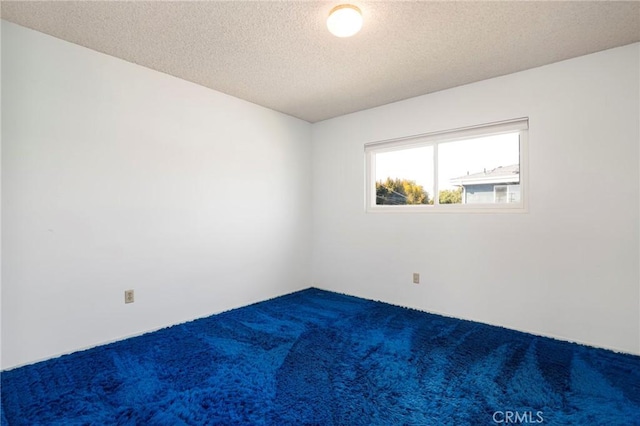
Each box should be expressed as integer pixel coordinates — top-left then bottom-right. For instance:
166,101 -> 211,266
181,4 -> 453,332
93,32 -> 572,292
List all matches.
494,185 -> 508,203
365,118 -> 528,212
493,185 -> 521,204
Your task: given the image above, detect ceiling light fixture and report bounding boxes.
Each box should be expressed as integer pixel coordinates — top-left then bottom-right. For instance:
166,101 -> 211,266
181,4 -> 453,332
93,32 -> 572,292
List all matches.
327,4 -> 363,38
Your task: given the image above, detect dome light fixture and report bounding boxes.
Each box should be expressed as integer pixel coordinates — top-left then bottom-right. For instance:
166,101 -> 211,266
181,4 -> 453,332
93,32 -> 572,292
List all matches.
327,4 -> 363,38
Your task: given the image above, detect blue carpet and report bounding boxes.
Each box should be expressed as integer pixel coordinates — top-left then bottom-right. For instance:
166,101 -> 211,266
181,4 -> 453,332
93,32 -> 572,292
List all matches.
1,288 -> 639,425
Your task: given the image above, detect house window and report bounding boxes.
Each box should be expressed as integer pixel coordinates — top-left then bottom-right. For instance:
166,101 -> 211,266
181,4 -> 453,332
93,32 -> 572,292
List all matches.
365,118 -> 528,212
494,184 -> 521,203
494,185 -> 508,203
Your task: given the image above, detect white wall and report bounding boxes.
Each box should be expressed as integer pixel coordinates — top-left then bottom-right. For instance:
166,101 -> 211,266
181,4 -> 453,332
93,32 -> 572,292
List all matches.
312,43 -> 640,355
1,21 -> 312,369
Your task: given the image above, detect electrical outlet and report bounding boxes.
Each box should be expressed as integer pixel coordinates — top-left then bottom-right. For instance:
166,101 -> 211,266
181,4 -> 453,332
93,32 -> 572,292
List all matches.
124,289 -> 134,304
413,273 -> 420,284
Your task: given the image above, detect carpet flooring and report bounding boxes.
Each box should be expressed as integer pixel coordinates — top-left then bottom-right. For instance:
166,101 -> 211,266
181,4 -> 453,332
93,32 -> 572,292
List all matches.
1,288 -> 639,425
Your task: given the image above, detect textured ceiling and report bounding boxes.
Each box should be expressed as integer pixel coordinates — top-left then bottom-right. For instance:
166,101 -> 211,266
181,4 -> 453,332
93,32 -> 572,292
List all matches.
2,1 -> 639,123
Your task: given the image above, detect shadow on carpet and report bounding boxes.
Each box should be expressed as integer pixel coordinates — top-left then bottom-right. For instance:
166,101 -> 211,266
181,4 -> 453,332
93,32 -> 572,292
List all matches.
2,288 -> 639,425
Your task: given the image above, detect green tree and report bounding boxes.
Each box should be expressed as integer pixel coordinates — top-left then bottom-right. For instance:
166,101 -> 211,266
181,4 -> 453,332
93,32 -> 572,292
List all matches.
439,187 -> 463,204
376,178 -> 429,205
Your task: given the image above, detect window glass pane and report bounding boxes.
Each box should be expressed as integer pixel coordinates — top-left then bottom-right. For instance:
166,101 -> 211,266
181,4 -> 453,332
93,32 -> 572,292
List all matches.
375,146 -> 434,205
494,185 -> 507,203
508,185 -> 521,203
439,133 -> 520,205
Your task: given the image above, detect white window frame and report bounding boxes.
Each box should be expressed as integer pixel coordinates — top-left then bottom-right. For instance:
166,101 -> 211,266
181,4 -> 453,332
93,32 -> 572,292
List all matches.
365,118 -> 528,213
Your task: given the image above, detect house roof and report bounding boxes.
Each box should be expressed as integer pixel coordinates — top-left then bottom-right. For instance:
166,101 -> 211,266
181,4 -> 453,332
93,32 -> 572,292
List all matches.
450,164 -> 520,187
1,2 -> 639,123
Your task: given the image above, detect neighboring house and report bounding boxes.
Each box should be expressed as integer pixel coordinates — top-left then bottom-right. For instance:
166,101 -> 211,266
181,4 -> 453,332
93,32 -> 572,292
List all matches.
450,164 -> 520,204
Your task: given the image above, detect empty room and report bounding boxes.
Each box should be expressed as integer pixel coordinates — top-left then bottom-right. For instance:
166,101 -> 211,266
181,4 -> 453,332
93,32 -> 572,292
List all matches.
1,1 -> 639,424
